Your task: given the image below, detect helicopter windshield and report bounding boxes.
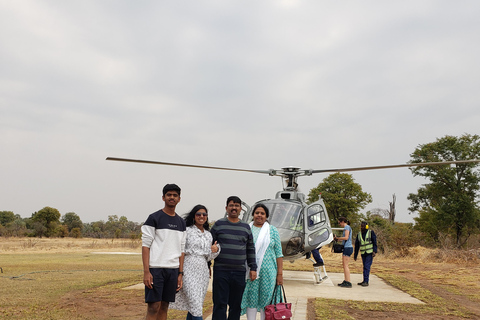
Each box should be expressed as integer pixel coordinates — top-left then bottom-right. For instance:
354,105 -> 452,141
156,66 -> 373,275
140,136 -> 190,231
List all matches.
265,202 -> 303,231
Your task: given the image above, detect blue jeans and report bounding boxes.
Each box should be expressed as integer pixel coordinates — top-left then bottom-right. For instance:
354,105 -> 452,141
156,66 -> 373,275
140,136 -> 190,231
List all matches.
361,254 -> 373,283
186,312 -> 202,320
212,269 -> 246,320
311,248 -> 324,264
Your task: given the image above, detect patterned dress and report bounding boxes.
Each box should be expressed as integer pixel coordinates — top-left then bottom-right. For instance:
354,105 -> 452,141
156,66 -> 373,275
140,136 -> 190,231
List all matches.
241,224 -> 283,313
170,225 -> 220,317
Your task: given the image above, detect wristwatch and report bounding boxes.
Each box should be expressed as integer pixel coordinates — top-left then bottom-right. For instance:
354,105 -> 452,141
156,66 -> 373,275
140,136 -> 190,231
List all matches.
178,271 -> 184,275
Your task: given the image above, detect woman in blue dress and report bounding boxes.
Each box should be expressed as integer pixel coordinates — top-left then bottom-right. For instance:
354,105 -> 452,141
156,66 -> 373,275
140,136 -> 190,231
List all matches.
334,216 -> 353,288
241,203 -> 284,320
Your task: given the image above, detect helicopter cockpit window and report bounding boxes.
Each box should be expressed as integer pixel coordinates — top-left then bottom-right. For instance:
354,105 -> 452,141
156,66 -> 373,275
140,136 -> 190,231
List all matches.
268,202 -> 303,231
307,204 -> 326,230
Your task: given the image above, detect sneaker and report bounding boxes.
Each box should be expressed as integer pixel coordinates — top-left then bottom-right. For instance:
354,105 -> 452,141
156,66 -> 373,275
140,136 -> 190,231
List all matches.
339,281 -> 352,288
357,281 -> 365,286
313,262 -> 324,267
337,280 -> 346,286
361,282 -> 369,287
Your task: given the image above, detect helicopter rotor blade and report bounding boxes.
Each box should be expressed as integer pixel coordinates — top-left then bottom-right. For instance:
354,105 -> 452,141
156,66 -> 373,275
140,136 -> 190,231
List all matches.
310,159 -> 480,174
106,157 -> 272,175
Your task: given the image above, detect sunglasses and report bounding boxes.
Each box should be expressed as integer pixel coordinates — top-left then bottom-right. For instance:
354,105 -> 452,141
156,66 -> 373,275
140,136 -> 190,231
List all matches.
195,212 -> 208,217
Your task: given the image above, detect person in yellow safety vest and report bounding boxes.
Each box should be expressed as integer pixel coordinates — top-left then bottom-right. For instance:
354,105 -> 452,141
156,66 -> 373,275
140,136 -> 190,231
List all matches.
354,221 -> 377,287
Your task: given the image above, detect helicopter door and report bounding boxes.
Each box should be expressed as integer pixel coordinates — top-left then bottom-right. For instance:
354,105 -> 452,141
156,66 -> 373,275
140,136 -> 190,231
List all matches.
240,201 -> 250,221
304,202 -> 332,250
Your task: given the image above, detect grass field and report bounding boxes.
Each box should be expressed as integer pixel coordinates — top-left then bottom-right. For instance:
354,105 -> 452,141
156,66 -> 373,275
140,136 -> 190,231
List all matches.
1,237 -> 479,319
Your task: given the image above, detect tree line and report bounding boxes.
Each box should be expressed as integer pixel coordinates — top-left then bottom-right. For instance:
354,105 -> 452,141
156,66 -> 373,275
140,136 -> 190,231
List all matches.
0,208 -> 142,239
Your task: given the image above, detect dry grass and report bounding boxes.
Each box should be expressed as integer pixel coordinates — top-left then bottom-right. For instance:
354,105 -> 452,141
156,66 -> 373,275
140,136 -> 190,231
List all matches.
2,238 -> 480,319
386,246 -> 480,264
0,237 -> 142,254
310,245 -> 480,319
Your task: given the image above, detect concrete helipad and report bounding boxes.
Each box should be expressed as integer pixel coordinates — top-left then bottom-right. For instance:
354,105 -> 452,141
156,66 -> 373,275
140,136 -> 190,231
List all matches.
202,270 -> 423,320
126,269 -> 423,320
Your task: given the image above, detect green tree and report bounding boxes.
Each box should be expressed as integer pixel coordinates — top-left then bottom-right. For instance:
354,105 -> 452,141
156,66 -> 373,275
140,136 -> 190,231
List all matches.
307,172 -> 372,226
0,211 -> 15,226
408,134 -> 480,247
71,227 -> 82,238
8,218 -> 27,237
61,212 -> 83,232
31,207 -> 61,237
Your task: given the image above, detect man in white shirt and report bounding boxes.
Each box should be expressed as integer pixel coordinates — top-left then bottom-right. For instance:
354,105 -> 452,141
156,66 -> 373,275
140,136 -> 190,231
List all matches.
142,184 -> 187,320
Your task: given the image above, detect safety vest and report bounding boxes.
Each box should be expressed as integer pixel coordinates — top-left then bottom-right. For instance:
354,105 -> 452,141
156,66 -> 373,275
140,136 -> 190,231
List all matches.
358,230 -> 373,255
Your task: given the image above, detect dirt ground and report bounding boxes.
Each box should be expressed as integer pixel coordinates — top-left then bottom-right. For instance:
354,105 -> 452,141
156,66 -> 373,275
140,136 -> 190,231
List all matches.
59,260 -> 480,319
6,238 -> 472,319
338,260 -> 480,320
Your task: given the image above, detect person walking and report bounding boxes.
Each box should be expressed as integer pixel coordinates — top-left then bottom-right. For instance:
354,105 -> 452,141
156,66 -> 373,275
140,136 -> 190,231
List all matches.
142,184 -> 186,320
309,248 -> 324,267
334,216 -> 353,288
241,204 -> 284,320
210,196 -> 257,320
354,221 -> 377,287
170,205 -> 220,319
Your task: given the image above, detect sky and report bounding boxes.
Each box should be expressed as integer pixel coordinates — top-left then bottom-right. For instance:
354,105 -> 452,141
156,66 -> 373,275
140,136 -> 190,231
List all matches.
1,1 -> 479,224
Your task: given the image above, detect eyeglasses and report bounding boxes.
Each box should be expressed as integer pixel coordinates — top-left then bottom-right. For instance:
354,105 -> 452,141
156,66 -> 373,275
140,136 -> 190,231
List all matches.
195,212 -> 208,217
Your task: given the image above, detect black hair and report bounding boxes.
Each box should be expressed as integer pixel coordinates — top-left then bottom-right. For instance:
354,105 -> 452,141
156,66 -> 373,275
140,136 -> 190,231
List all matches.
251,203 -> 269,218
226,195 -> 241,206
184,204 -> 209,231
163,184 -> 181,196
338,216 -> 350,225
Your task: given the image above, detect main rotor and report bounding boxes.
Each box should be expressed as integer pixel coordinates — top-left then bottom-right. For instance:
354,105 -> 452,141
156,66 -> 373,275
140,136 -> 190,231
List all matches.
272,167 -> 313,191
106,157 -> 480,192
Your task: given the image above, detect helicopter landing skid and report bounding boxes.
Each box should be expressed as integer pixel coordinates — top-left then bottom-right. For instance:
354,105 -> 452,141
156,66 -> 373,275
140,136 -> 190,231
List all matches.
307,258 -> 328,284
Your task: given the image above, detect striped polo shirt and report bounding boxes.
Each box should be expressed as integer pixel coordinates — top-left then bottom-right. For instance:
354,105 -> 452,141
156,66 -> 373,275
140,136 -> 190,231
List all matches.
210,218 -> 257,272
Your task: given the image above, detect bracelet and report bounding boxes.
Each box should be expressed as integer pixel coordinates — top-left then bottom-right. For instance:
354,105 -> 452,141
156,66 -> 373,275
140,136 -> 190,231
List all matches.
277,273 -> 283,275
178,272 -> 184,275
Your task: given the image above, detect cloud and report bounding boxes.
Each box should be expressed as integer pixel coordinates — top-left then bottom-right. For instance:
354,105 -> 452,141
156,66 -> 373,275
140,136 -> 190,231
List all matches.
1,1 -> 479,224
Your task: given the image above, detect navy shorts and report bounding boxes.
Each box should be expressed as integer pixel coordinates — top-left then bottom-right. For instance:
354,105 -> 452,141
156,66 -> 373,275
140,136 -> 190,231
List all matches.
343,247 -> 353,257
145,268 -> 179,303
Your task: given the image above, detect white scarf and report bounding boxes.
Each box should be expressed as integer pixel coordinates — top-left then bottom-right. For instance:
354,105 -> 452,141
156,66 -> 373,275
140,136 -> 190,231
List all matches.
246,221 -> 270,279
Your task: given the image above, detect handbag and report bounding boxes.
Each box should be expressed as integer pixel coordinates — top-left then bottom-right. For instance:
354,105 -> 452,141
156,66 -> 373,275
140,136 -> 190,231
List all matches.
264,285 -> 292,320
332,240 -> 344,253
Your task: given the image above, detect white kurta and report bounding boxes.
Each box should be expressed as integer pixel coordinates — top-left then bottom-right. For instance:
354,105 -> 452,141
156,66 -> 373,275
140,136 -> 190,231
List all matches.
170,225 -> 220,317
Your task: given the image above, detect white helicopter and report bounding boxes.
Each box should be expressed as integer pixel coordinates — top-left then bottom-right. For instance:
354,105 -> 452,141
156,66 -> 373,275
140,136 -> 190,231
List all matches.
106,157 -> 480,283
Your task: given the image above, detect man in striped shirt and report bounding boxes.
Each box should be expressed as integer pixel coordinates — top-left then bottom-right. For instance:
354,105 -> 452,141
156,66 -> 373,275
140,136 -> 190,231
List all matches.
211,196 -> 257,320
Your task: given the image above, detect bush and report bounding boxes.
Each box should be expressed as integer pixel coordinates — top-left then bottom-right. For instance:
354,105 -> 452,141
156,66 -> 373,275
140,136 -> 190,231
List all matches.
71,228 -> 82,238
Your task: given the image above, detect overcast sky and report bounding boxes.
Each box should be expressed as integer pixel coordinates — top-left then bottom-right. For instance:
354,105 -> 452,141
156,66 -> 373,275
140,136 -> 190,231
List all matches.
1,1 -> 479,225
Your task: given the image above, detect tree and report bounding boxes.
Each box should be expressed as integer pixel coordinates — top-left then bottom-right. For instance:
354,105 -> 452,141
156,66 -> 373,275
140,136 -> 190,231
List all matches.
61,212 -> 83,232
408,134 -> 480,247
388,194 -> 396,223
71,227 -> 82,238
7,218 -> 27,237
307,172 -> 372,226
31,207 -> 61,237
0,211 -> 15,226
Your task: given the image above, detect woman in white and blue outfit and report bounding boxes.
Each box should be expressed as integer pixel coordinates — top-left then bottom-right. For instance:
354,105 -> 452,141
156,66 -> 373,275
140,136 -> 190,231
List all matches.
334,216 -> 353,288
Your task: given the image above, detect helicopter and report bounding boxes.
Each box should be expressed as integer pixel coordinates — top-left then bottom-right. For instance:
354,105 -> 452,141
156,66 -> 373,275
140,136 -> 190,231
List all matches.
106,157 -> 480,263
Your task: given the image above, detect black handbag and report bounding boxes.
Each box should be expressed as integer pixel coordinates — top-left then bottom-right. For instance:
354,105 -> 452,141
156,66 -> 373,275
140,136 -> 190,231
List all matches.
332,240 -> 344,253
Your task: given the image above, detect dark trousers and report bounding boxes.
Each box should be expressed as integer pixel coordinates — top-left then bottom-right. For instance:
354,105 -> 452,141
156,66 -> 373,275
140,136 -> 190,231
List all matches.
212,269 -> 246,320
186,312 -> 202,320
311,248 -> 324,264
361,254 -> 373,283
